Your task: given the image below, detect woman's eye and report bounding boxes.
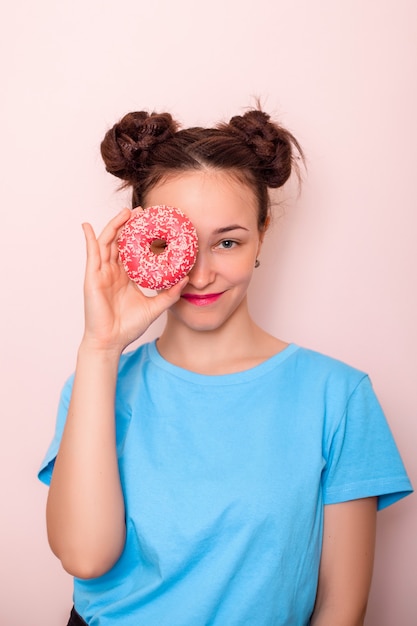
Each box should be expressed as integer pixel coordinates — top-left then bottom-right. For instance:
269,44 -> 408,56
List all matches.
218,240 -> 237,249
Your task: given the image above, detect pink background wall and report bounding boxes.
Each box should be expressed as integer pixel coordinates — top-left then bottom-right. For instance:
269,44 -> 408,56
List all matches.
1,1 -> 416,624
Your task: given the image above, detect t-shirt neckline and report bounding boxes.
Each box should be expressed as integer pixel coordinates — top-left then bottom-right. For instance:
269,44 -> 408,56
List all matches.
147,340 -> 300,386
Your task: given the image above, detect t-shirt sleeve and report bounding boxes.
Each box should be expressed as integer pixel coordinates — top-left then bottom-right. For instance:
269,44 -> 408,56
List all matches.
38,374 -> 74,486
322,375 -> 413,510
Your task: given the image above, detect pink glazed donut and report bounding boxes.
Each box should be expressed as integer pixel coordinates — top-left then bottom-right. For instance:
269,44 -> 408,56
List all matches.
118,205 -> 198,290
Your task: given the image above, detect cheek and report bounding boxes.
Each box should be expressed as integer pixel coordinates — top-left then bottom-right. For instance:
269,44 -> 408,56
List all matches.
221,258 -> 255,283
217,242 -> 258,268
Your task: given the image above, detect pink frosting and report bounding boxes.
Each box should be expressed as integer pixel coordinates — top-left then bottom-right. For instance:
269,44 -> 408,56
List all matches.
118,205 -> 198,290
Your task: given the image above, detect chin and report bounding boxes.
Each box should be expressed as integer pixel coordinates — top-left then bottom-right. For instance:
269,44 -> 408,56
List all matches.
170,298 -> 246,334
177,314 -> 229,333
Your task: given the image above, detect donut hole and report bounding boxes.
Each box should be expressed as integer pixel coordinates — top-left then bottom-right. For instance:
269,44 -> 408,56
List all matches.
150,238 -> 168,255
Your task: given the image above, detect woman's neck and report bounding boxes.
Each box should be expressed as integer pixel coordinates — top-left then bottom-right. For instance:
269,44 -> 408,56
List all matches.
156,307 -> 287,375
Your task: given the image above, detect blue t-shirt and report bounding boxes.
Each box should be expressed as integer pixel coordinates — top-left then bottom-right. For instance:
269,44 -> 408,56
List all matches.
39,342 -> 412,626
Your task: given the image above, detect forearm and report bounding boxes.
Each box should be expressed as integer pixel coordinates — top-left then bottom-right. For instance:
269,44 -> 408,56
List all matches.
46,342 -> 126,579
310,605 -> 366,626
311,498 -> 376,626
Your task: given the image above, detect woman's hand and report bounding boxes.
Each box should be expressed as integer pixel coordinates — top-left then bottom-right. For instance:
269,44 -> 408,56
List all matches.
81,208 -> 187,353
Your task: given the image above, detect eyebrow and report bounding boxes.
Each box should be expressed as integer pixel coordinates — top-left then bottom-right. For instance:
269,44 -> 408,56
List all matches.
214,225 -> 249,234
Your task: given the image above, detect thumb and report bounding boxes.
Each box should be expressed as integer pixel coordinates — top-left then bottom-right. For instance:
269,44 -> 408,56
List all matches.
147,277 -> 189,319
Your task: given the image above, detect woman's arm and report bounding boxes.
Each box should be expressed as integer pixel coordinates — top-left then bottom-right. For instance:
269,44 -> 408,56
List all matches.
311,497 -> 377,626
46,210 -> 187,579
46,343 -> 125,580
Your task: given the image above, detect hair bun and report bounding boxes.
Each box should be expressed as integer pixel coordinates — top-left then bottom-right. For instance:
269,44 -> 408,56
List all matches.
100,111 -> 178,181
228,109 -> 302,188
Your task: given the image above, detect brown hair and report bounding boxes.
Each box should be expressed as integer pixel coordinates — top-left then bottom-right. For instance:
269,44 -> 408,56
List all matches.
100,107 -> 303,230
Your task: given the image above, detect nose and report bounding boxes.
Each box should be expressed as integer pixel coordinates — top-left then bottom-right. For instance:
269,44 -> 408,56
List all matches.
187,249 -> 216,290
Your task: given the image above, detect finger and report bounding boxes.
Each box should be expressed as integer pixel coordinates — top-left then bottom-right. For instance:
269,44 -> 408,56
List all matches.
82,222 -> 101,273
109,207 -> 138,264
99,208 -> 132,243
108,206 -> 144,264
97,208 -> 132,263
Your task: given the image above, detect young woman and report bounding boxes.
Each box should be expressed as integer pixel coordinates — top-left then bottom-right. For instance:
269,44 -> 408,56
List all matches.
39,108 -> 412,625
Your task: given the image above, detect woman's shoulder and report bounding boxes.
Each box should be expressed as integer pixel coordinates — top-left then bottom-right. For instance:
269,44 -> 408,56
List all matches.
288,344 -> 369,391
119,340 -> 153,369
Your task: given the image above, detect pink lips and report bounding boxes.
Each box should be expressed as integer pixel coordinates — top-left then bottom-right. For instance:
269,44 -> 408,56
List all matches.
181,292 -> 224,307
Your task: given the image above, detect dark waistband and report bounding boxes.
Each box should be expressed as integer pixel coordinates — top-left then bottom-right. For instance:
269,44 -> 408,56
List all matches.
67,606 -> 88,626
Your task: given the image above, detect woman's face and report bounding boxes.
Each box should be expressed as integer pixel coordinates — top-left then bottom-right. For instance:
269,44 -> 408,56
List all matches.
144,169 -> 265,333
